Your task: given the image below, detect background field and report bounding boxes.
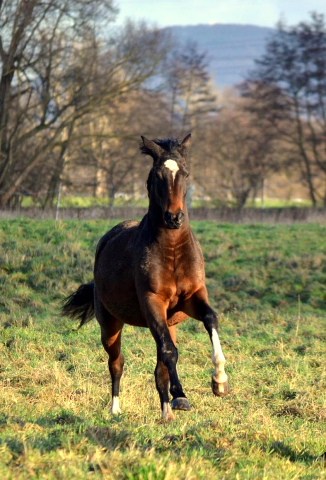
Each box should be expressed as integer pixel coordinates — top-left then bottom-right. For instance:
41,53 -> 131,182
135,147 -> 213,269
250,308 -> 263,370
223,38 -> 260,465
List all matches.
19,195 -> 315,209
0,219 -> 325,479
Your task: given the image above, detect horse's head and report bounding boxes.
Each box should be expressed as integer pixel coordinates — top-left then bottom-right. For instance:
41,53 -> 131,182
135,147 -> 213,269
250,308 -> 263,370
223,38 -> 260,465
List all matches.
141,134 -> 191,229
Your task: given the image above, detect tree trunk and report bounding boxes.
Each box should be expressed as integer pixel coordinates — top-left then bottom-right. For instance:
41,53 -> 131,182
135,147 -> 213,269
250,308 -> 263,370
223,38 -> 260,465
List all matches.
0,1 -> 36,181
108,181 -> 115,215
294,99 -> 317,207
235,188 -> 251,210
43,122 -> 75,209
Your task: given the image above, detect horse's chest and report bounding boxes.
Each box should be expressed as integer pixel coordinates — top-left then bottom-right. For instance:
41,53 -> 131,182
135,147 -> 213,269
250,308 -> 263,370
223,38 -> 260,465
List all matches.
166,266 -> 200,308
146,245 -> 203,304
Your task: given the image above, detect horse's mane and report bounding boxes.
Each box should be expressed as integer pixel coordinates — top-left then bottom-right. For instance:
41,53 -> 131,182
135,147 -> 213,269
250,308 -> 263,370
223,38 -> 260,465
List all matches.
146,169 -> 154,196
140,137 -> 181,157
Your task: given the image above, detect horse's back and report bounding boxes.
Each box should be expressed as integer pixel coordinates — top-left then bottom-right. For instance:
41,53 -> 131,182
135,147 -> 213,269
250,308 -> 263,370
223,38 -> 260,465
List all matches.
95,220 -> 139,262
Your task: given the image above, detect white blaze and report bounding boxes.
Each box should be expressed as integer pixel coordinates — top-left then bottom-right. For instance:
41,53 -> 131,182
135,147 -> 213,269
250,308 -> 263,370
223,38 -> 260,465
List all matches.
164,159 -> 179,182
110,396 -> 121,414
211,328 -> 227,390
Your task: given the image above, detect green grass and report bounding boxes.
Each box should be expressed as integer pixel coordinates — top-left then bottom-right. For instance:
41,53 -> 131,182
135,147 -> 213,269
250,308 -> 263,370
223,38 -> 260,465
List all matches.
21,195 -> 316,209
253,198 -> 314,208
21,196 -> 150,208
0,219 -> 325,479
193,198 -> 316,209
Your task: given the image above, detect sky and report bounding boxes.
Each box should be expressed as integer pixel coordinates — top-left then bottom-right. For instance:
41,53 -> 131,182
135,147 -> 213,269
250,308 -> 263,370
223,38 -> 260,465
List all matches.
116,0 -> 326,28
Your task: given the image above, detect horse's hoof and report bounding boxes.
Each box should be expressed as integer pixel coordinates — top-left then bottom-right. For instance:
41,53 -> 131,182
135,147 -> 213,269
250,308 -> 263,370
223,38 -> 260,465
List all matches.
171,397 -> 191,411
212,378 -> 229,397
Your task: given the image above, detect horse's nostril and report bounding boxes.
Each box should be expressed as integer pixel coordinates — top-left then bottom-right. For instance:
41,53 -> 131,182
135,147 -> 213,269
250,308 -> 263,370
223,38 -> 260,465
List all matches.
164,210 -> 185,229
177,211 -> 185,222
164,211 -> 173,224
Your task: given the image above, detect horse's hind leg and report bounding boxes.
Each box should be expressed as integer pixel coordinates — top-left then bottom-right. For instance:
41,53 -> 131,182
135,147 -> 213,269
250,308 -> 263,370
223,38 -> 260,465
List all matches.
155,325 -> 176,421
102,324 -> 124,414
95,299 -> 124,414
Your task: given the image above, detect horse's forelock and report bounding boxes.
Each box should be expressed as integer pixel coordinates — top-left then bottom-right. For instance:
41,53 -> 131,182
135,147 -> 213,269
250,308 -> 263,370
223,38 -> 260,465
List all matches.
140,137 -> 181,159
154,138 -> 180,154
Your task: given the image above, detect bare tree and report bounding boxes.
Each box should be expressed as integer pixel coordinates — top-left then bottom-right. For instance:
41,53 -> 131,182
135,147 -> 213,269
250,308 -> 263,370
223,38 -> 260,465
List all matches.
241,13 -> 326,206
192,95 -> 277,209
0,2 -> 169,207
161,41 -> 218,192
162,42 -> 218,133
63,87 -> 171,207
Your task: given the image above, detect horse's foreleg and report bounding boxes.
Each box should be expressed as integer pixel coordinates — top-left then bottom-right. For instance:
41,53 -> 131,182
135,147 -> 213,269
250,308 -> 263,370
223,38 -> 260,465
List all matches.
143,295 -> 190,415
208,321 -> 228,396
155,347 -> 174,421
184,289 -> 229,397
154,325 -> 177,421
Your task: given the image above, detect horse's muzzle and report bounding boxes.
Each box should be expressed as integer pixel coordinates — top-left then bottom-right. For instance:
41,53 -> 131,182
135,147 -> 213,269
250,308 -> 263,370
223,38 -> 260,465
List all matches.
164,210 -> 185,229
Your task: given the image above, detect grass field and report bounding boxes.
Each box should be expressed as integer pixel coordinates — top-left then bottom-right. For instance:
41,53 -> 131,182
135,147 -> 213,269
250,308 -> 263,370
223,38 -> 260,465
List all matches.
0,219 -> 325,479
21,195 -> 316,209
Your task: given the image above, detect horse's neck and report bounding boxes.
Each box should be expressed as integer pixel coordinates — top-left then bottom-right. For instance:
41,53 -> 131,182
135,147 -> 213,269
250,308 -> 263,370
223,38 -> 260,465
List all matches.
158,226 -> 192,251
147,203 -> 162,227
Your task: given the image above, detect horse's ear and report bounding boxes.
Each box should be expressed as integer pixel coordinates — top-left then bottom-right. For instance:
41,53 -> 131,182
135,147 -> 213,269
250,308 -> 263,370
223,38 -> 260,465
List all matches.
178,133 -> 192,157
140,136 -> 164,160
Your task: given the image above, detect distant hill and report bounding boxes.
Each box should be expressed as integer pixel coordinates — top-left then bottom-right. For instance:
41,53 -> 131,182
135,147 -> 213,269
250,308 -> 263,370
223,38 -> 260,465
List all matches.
165,24 -> 275,88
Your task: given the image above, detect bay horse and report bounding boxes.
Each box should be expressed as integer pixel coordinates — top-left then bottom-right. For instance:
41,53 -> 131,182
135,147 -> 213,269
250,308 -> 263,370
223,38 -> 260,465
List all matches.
62,134 -> 228,421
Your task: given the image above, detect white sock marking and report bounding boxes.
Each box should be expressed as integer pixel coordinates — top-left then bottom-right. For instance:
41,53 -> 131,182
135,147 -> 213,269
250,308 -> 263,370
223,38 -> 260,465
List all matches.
162,402 -> 173,420
110,396 -> 121,414
164,159 -> 179,182
211,328 -> 228,388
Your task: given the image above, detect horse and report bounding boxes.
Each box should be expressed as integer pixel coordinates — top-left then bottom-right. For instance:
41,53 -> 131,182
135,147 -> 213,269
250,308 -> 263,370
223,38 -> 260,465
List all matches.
62,134 -> 228,421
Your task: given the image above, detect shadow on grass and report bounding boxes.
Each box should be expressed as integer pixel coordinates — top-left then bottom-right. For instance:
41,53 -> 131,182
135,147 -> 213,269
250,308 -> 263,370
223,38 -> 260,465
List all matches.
3,414 -> 135,459
0,412 -> 85,458
35,411 -> 84,427
2,411 -> 319,468
2,430 -> 63,456
2,438 -> 25,459
86,422 -> 225,465
86,426 -> 133,450
265,441 -> 316,464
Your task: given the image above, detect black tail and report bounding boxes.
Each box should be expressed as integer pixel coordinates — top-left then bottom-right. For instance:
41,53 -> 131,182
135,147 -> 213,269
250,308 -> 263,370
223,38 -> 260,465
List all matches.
61,282 -> 95,328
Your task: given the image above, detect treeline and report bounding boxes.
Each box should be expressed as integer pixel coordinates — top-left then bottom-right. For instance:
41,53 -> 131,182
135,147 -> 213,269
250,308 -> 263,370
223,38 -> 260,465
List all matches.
0,3 -> 326,209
